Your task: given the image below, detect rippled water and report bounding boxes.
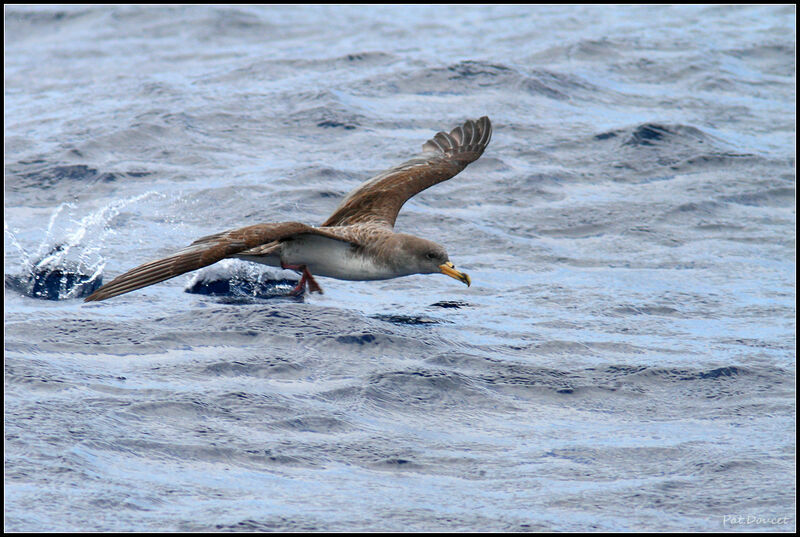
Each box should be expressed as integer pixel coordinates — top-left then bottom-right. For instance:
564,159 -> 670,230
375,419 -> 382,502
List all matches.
4,5 -> 796,532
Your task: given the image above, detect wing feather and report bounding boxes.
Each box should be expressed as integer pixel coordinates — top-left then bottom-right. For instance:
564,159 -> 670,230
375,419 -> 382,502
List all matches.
84,222 -> 353,302
322,116 -> 492,228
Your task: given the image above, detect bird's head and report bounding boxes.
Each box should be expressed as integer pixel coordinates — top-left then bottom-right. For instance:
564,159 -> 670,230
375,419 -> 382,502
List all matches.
397,235 -> 471,286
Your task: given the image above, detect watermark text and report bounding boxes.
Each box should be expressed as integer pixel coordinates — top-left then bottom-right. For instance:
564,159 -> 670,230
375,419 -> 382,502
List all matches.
722,514 -> 791,528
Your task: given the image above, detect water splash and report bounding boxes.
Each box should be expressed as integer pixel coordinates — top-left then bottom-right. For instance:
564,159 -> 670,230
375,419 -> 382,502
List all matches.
185,259 -> 301,301
4,192 -> 160,300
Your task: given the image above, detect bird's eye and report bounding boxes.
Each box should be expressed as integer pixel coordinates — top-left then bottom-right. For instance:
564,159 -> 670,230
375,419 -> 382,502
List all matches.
426,252 -> 436,260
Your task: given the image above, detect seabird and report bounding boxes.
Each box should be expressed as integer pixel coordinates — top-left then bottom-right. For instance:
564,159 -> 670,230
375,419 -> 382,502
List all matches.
84,116 -> 492,302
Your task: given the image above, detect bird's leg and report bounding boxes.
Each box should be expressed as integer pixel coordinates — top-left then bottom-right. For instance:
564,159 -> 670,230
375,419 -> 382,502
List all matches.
282,263 -> 324,295
301,267 -> 323,294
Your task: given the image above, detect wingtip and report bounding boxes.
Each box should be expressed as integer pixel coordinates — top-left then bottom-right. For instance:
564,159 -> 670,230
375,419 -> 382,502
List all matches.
422,116 -> 493,156
83,289 -> 107,302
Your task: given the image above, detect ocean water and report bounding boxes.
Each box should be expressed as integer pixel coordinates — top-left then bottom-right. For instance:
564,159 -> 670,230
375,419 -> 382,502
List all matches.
4,4 -> 795,532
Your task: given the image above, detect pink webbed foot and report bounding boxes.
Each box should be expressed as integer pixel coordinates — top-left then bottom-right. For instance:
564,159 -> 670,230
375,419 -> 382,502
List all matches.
282,263 -> 324,296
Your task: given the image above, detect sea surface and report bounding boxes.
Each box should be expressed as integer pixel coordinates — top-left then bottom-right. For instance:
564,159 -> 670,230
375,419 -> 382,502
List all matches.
4,5 -> 796,532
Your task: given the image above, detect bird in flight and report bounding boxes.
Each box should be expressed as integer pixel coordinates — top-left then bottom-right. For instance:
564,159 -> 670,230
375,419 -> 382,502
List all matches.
85,116 -> 492,302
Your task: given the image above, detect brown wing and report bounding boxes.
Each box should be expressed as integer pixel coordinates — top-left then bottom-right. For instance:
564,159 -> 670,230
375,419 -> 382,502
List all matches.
84,222 -> 352,302
321,116 -> 492,228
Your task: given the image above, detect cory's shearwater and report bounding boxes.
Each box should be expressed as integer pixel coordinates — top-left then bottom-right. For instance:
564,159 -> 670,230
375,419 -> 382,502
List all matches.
84,116 -> 492,301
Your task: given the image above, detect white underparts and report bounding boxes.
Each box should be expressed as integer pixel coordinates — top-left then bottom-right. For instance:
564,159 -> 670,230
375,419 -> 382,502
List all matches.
236,235 -> 400,281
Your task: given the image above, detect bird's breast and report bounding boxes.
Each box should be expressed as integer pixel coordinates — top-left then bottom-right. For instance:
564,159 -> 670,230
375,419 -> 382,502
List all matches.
280,235 -> 397,281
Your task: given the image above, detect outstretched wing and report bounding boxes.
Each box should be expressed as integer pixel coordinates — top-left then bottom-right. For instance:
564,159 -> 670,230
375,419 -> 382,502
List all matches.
84,222 -> 352,302
322,116 -> 492,229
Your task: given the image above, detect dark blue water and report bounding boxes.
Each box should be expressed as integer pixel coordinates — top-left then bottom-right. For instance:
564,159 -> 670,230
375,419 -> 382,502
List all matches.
5,5 -> 795,532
